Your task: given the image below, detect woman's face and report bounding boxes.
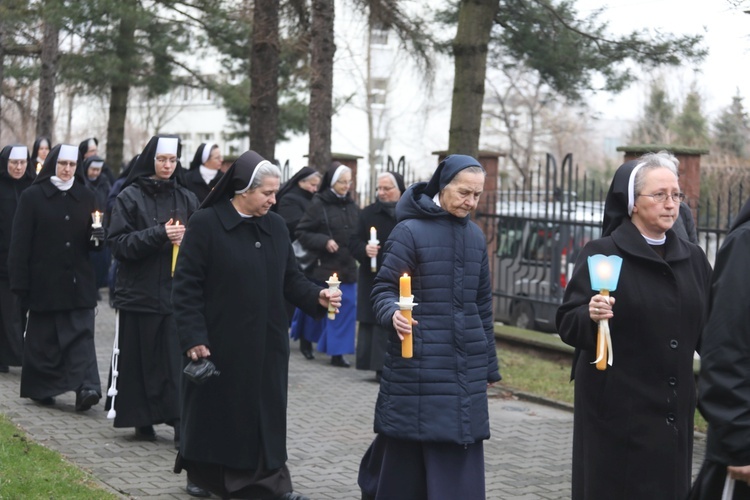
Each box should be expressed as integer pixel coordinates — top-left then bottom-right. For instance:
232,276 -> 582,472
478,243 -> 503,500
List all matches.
332,171 -> 352,196
439,170 -> 485,218
56,159 -> 77,182
376,175 -> 401,203
87,167 -> 102,181
237,175 -> 280,216
205,147 -> 223,170
631,167 -> 680,239
38,142 -> 50,160
299,175 -> 320,194
8,158 -> 28,180
153,154 -> 177,180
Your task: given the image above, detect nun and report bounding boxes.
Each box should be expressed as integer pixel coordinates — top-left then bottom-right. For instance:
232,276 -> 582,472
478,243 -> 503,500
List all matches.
182,143 -> 224,202
30,136 -> 50,176
556,152 -> 712,499
8,144 -> 103,410
78,137 -> 115,183
106,136 -> 199,443
83,155 -> 112,298
172,150 -> 340,500
0,145 -> 34,372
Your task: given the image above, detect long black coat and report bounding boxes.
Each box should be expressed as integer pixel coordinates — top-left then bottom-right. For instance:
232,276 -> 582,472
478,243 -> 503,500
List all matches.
9,181 -> 99,311
108,177 -> 198,313
556,219 -> 711,500
172,199 -> 324,470
349,200 -> 397,323
295,189 -> 359,283
0,173 -> 32,280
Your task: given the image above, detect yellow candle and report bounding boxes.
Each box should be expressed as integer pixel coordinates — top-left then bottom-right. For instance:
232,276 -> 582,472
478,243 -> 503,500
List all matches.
400,273 -> 411,297
171,221 -> 180,277
401,310 -> 413,358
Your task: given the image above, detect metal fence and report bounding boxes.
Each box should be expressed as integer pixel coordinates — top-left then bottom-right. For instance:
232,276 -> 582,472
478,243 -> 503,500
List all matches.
475,154 -> 746,333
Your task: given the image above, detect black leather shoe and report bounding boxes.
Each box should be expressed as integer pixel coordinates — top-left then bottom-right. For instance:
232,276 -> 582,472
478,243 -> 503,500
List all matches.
301,349 -> 315,360
330,355 -> 350,368
275,492 -> 310,500
186,480 -> 211,498
32,396 -> 55,406
75,389 -> 100,411
135,425 -> 157,441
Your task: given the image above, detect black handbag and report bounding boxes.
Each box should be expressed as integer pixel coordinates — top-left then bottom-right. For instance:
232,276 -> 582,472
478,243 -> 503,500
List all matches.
183,358 -> 220,384
292,239 -> 316,271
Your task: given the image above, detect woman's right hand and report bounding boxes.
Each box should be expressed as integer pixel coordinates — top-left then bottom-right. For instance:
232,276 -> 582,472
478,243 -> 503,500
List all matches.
326,239 -> 339,253
589,294 -> 615,322
186,344 -> 210,361
392,310 -> 418,341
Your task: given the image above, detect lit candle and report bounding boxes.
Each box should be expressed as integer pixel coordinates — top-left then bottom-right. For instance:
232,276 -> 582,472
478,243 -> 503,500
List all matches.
399,273 -> 414,358
171,221 -> 180,277
36,162 -> 43,175
326,273 -> 341,320
91,211 -> 103,247
587,255 -> 623,371
368,227 -> 379,273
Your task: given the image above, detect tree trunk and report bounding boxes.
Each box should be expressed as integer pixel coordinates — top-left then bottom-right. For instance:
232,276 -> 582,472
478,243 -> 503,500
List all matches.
308,0 -> 335,172
36,12 -> 59,141
448,0 -> 499,157
105,5 -> 137,172
250,0 -> 280,162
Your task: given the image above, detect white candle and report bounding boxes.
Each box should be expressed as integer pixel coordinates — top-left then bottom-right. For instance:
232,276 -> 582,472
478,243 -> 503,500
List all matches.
368,227 -> 379,273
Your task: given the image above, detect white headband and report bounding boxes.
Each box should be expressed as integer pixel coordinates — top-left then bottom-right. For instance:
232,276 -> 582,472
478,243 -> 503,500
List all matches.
89,161 -> 104,169
9,146 -> 27,160
58,144 -> 79,162
155,137 -> 179,156
201,144 -> 216,165
235,160 -> 273,194
627,162 -> 645,216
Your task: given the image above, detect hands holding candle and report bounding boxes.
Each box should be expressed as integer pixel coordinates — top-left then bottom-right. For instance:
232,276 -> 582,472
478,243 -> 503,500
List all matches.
325,273 -> 341,319
367,226 -> 379,272
166,218 -> 185,276
394,273 -> 418,358
91,211 -> 104,246
587,255 -> 623,370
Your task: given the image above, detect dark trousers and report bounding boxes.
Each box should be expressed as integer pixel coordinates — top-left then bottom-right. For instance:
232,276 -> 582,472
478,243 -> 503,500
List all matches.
358,434 -> 485,500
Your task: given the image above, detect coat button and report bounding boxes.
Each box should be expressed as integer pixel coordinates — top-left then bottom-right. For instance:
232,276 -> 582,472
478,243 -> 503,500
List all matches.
669,339 -> 678,349
65,242 -> 71,248
64,215 -> 70,221
668,377 -> 677,387
255,242 -> 261,248
667,413 -> 676,423
62,192 -> 67,197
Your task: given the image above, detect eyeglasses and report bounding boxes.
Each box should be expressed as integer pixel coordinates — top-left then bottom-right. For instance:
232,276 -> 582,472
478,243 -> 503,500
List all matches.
8,160 -> 27,167
57,161 -> 77,169
376,185 -> 395,192
638,192 -> 685,203
335,179 -> 353,185
155,156 -> 178,165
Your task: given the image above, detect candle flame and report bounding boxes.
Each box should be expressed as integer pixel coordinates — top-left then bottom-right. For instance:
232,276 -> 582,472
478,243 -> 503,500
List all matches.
596,262 -> 612,280
333,273 -> 338,279
403,273 -> 409,278
371,226 -> 376,231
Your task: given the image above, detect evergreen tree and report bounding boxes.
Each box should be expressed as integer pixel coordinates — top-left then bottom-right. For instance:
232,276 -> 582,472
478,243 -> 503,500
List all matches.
673,88 -> 709,148
630,81 -> 675,145
713,93 -> 750,159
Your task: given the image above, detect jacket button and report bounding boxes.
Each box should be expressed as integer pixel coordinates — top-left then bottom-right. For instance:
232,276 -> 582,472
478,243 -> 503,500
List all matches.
667,413 -> 676,423
668,377 -> 677,387
64,215 -> 70,221
65,242 -> 71,248
669,339 -> 678,349
255,242 -> 261,248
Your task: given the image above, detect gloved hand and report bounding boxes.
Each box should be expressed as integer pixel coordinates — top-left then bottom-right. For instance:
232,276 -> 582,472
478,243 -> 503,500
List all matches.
91,226 -> 105,242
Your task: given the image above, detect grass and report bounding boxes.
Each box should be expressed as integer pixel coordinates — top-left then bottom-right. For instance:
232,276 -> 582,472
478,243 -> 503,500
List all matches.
495,343 -> 708,434
0,414 -> 118,499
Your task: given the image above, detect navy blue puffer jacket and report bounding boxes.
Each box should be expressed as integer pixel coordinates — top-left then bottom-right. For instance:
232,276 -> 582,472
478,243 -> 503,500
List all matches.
370,164 -> 501,445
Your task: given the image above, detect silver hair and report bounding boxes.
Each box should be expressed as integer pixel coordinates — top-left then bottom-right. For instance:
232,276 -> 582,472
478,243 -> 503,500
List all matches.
633,151 -> 679,196
250,162 -> 281,190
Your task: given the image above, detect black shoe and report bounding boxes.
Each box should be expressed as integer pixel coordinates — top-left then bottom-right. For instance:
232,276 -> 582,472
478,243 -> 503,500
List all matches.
135,425 -> 157,441
32,396 -> 55,406
186,480 -> 211,498
301,349 -> 315,360
276,492 -> 310,500
330,355 -> 350,368
75,389 -> 100,411
0,364 -> 9,373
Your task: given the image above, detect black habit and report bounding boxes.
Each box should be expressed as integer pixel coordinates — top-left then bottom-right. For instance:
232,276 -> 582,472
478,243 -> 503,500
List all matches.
0,145 -> 33,368
106,135 -> 199,428
557,160 -> 712,500
8,144 -> 102,399
172,151 -> 325,497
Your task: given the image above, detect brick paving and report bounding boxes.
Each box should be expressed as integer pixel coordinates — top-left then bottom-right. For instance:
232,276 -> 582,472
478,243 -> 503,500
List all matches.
0,292 -> 706,499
